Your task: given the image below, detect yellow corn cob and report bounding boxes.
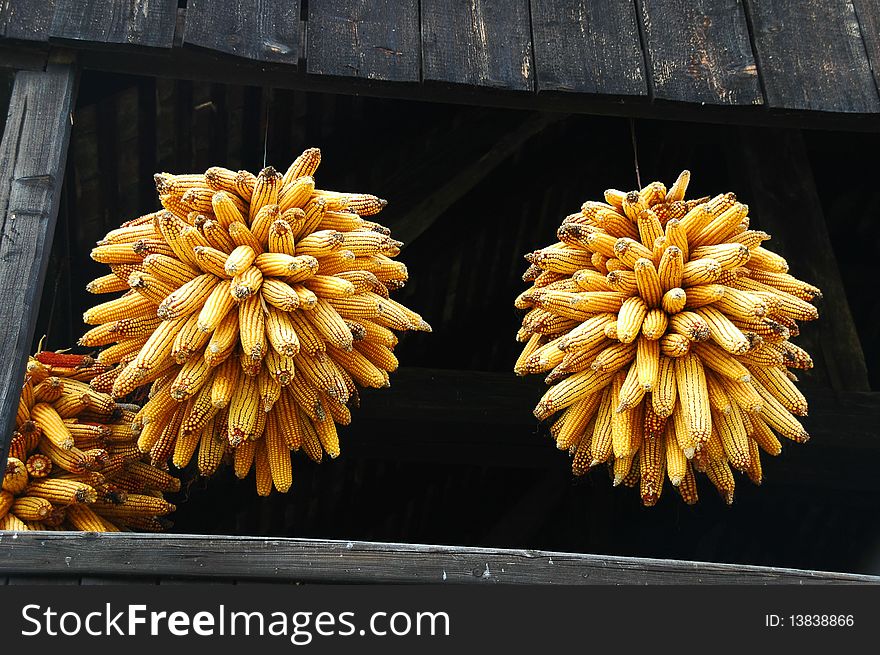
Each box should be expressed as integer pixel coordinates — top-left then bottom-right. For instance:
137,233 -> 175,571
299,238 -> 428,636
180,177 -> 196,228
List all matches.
229,221 -> 265,253
635,337 -> 660,392
694,306 -> 750,354
209,190 -> 243,229
204,167 -> 238,193
553,393 -> 601,451
264,411 -> 292,492
238,294 -> 267,361
229,266 -> 263,300
249,166 -> 282,223
157,274 -> 219,320
193,245 -> 231,278
11,496 -> 52,521
86,272 -> 132,295
268,219 -> 297,256
652,356 -> 677,418
83,292 -> 156,325
590,342 -> 636,375
26,478 -> 97,505
639,427 -> 665,506
261,278 -> 301,312
25,454 -> 52,478
588,386 -> 615,465
279,175 -> 316,212
226,373 -> 260,446
204,309 -> 239,366
616,296 -> 648,343
282,148 -> 322,185
681,258 -> 722,286
674,353 -> 711,448
197,416 -> 225,476
616,361 -> 647,412
664,425 -> 687,486
233,439 -> 256,478
31,403 -> 74,450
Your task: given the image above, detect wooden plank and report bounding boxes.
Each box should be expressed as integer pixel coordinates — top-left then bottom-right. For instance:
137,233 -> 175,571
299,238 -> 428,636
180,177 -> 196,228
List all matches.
530,0 -> 647,96
727,128 -> 870,392
184,0 -> 302,65
0,0 -> 54,42
421,0 -> 533,91
0,533 -> 875,584
853,0 -> 880,97
0,63 -> 77,473
744,0 -> 880,112
307,0 -> 420,82
0,42 -> 48,70
7,575 -> 79,584
72,47 -> 880,131
385,112 -> 567,246
638,0 -> 762,105
49,0 -> 177,48
80,576 -> 157,585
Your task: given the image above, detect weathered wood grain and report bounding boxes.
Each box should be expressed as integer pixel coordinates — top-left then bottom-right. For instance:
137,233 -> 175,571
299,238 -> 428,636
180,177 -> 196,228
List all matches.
852,0 -> 880,97
0,0 -> 55,41
0,533 -> 876,584
745,0 -> 880,112
63,45 -> 880,129
307,0 -> 420,82
727,128 -> 871,392
638,0 -> 762,105
421,0 -> 533,91
50,0 -> 178,48
185,0 -> 302,65
0,64 -> 77,473
530,0 -> 647,96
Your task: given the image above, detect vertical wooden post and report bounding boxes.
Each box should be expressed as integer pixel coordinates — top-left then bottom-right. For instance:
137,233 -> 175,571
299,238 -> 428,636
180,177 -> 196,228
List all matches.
0,61 -> 78,473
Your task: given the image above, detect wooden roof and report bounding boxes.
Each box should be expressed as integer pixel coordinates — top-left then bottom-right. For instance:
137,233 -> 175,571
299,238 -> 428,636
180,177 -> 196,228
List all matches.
1,0 -> 879,128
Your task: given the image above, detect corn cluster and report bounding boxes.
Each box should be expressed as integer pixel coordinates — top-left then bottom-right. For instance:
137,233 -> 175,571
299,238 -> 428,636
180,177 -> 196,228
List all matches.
82,148 -> 430,495
514,171 -> 821,505
1,352 -> 178,531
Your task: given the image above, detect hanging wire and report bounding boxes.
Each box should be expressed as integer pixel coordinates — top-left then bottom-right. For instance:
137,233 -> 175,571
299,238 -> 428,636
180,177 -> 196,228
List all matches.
629,117 -> 642,189
262,87 -> 273,168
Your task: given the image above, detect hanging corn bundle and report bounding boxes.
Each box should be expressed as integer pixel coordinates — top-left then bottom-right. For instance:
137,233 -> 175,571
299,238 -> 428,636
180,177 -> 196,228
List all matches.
1,352 -> 178,531
82,148 -> 430,495
514,171 -> 821,505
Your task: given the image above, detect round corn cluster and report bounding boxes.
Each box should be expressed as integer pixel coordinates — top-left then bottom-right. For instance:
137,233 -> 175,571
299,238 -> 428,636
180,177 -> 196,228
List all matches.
82,148 -> 431,495
514,171 -> 821,505
1,352 -> 178,532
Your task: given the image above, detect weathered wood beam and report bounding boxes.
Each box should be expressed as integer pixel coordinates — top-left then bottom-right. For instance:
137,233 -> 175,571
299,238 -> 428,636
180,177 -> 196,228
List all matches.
1,532 -> 876,584
307,0 -> 419,82
744,0 -> 880,112
636,0 -> 763,106
385,112 -> 567,246
185,0 -> 302,65
421,0 -> 534,91
0,61 -> 77,474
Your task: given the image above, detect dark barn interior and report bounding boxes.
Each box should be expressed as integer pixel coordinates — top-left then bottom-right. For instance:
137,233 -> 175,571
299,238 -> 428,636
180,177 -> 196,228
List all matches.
25,71 -> 880,576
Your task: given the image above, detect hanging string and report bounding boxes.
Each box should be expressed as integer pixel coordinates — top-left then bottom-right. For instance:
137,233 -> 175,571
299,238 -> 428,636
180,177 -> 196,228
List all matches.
262,87 -> 272,169
629,117 -> 642,189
